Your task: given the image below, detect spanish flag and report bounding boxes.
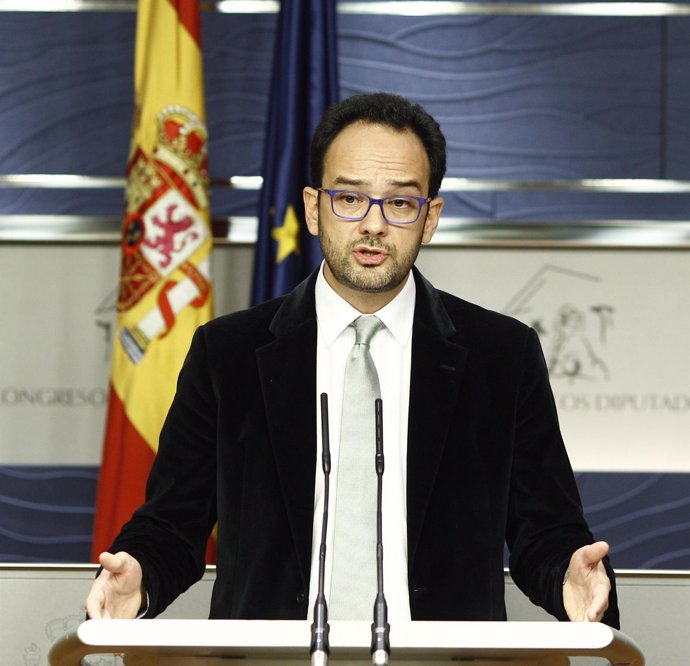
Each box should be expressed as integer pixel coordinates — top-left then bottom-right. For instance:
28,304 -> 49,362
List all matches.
91,0 -> 214,561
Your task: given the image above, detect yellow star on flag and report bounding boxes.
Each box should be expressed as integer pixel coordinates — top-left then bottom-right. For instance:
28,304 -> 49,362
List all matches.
271,204 -> 301,263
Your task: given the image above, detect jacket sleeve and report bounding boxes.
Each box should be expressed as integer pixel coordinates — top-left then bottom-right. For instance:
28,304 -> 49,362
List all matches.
506,328 -> 619,627
110,325 -> 219,617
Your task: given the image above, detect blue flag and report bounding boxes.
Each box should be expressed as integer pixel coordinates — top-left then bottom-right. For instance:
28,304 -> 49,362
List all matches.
250,0 -> 339,305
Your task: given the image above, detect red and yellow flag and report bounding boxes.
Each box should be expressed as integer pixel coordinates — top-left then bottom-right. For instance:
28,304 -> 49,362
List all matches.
91,0 -> 214,561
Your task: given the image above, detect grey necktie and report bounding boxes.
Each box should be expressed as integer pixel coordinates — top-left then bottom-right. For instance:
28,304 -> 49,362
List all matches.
330,315 -> 384,620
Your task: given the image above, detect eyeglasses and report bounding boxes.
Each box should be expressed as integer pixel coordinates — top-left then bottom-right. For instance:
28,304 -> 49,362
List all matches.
317,188 -> 431,226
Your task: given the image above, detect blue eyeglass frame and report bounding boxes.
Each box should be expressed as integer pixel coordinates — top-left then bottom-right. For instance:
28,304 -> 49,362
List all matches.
317,188 -> 432,225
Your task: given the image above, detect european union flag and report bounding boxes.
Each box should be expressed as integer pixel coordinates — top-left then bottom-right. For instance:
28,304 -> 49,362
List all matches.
250,0 -> 339,305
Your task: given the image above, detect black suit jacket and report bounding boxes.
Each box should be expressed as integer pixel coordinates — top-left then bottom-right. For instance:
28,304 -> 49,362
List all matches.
112,268 -> 619,626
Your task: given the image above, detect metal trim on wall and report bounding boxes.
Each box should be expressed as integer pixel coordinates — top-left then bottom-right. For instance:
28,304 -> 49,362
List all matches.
339,1 -> 690,16
2,214 -> 690,248
2,178 -> 690,247
4,174 -> 690,194
2,0 -> 690,15
0,563 -> 687,576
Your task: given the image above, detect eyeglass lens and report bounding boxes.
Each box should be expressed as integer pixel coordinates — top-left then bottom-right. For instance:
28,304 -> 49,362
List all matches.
331,191 -> 421,224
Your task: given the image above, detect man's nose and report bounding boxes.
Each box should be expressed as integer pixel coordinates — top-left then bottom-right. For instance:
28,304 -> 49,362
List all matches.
357,201 -> 388,235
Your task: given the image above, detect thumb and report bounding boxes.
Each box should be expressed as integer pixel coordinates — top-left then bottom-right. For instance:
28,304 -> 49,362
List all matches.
582,541 -> 610,566
98,551 -> 131,574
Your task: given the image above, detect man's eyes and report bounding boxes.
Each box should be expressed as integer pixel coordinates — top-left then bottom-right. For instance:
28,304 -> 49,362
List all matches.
335,192 -> 365,204
388,197 -> 414,208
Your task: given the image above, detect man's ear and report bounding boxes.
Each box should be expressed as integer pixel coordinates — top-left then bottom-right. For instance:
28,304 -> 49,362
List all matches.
303,186 -> 320,237
422,196 -> 443,244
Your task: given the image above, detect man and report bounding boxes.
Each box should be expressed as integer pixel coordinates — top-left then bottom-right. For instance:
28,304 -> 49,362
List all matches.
87,93 -> 618,627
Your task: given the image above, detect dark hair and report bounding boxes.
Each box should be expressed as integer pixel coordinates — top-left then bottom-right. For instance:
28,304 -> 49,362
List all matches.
310,92 -> 447,198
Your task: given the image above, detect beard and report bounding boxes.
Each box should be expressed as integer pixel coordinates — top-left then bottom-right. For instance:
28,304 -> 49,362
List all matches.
318,231 -> 423,294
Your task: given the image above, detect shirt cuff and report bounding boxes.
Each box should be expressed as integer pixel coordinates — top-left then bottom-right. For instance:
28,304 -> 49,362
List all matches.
135,591 -> 150,619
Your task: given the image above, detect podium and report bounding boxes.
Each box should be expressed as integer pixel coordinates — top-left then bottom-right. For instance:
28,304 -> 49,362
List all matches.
49,619 -> 644,665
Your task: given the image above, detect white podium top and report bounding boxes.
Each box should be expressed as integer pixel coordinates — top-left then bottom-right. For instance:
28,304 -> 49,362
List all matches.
49,619 -> 645,666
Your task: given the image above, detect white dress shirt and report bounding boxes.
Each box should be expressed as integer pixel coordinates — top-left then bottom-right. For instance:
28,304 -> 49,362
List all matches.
308,262 -> 415,623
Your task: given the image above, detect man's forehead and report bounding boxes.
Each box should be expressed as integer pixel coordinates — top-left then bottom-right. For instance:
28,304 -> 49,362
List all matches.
330,120 -> 414,144
322,122 -> 430,179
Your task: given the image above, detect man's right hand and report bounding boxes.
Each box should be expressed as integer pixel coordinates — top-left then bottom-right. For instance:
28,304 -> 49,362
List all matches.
85,551 -> 145,619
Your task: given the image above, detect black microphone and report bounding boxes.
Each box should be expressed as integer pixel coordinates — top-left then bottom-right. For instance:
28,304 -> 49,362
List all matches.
310,392 -> 331,666
370,398 -> 390,666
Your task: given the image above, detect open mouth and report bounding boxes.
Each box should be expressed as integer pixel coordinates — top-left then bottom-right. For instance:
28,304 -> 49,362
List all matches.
353,245 -> 388,265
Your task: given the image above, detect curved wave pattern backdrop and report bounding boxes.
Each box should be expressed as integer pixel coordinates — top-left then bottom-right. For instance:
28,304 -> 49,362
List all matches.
0,466 -> 97,562
2,13 -> 690,220
577,472 -> 690,570
1,465 -> 687,568
502,472 -> 690,571
339,15 -> 661,179
337,14 -> 690,221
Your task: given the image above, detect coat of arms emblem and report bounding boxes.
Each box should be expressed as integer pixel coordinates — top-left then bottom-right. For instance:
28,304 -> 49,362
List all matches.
117,104 -> 211,364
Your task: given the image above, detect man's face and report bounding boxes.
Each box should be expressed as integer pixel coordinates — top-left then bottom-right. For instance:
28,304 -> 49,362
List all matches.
303,122 -> 443,312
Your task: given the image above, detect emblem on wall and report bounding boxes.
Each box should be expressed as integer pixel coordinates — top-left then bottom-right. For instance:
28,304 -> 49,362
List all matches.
504,265 -> 614,383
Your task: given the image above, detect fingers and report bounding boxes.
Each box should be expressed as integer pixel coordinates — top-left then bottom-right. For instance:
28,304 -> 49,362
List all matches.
85,592 -> 103,619
85,569 -> 109,619
586,579 -> 610,622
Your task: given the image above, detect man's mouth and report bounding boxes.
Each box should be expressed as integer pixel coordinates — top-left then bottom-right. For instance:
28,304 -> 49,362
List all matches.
353,244 -> 388,265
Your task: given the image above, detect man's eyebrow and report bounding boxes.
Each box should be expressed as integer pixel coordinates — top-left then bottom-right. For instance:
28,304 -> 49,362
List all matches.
332,176 -> 366,188
388,179 -> 423,191
331,176 -> 423,191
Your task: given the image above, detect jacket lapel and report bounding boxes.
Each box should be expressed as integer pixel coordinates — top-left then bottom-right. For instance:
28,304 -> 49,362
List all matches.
407,269 -> 468,567
255,275 -> 318,588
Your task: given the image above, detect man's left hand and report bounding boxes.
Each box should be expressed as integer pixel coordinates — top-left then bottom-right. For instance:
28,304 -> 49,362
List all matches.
562,541 -> 611,622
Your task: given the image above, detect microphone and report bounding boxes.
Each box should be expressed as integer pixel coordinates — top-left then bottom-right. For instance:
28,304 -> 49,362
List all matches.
370,398 -> 390,666
310,393 -> 331,666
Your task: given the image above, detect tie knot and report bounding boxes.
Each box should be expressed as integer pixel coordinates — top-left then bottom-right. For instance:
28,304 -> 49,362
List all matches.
352,315 -> 383,346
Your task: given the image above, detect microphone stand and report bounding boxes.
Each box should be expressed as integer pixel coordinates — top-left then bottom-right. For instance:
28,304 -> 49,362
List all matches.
310,393 -> 331,666
370,398 -> 391,666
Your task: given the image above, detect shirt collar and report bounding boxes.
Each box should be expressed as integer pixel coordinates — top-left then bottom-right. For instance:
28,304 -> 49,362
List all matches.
315,261 -> 416,348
